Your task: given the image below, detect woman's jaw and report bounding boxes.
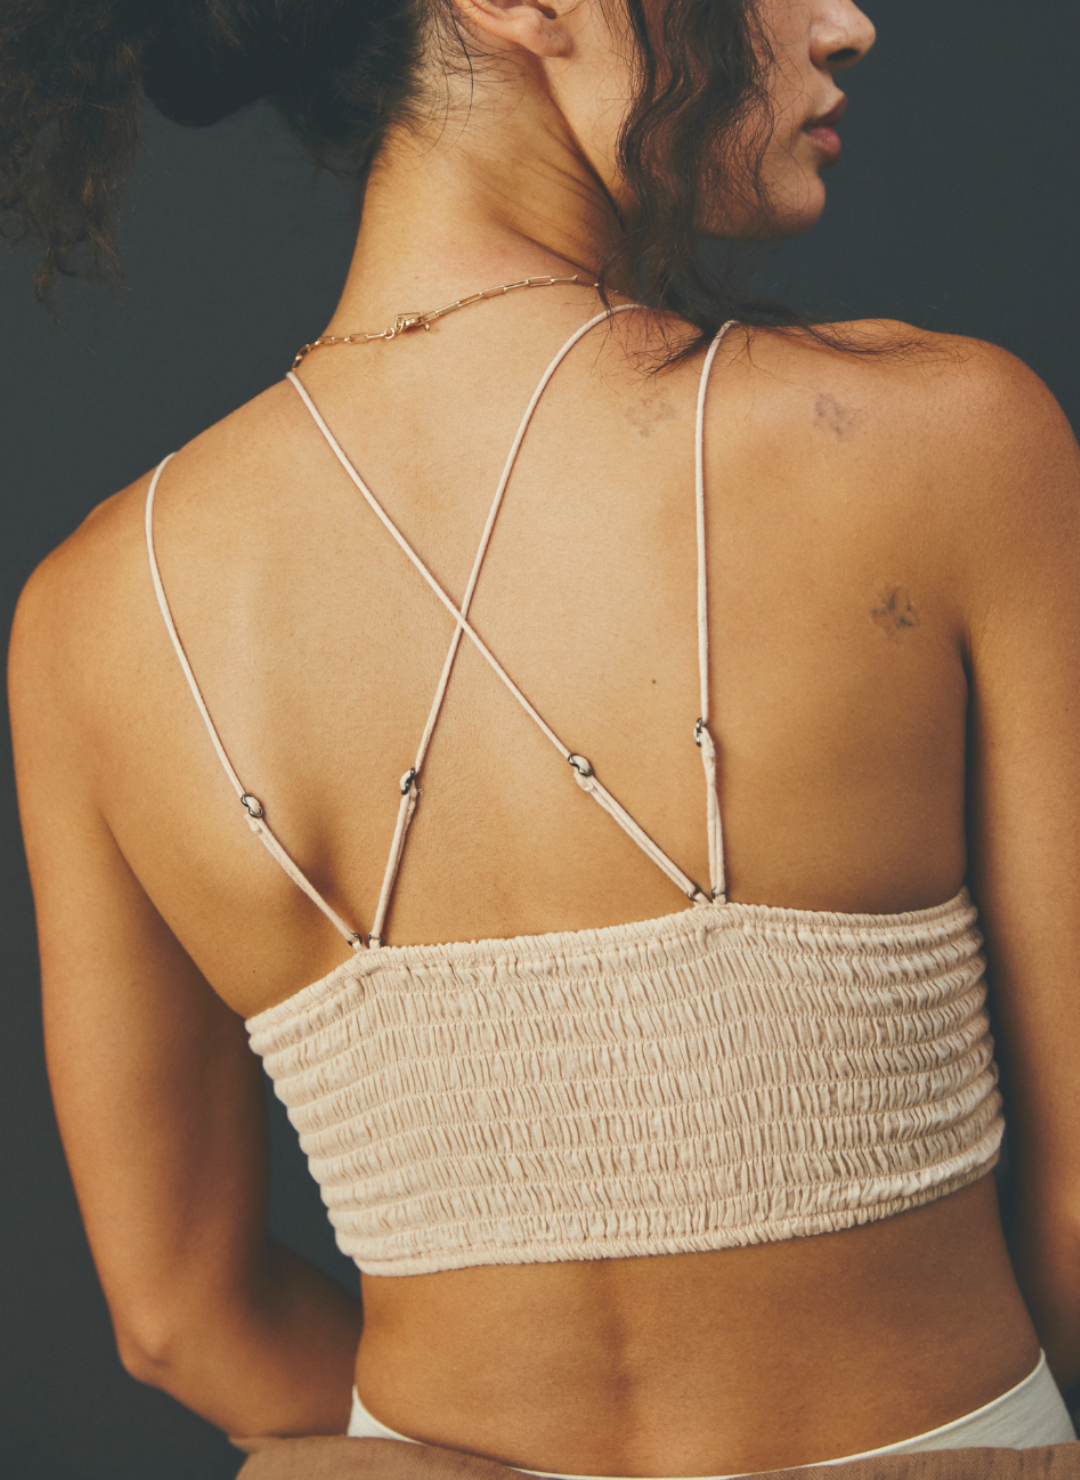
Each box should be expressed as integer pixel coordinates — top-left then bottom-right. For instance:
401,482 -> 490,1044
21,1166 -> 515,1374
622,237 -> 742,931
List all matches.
345,0 -> 876,317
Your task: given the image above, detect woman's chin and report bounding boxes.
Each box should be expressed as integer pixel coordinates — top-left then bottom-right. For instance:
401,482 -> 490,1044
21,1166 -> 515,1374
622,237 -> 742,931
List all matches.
760,175 -> 828,238
704,176 -> 827,242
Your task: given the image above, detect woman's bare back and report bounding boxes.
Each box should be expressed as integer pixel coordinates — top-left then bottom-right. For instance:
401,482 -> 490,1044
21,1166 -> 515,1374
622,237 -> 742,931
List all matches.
17,301 -> 1073,1469
52,310 -> 979,998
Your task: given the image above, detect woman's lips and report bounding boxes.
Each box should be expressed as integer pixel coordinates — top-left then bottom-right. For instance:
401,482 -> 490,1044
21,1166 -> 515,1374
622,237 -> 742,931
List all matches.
803,97 -> 847,163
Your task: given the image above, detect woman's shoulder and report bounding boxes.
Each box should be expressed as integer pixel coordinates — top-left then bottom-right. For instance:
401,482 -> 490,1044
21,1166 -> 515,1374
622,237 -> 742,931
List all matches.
727,318 -> 1055,419
714,318 -> 1077,523
9,379 -> 301,713
692,318 -> 1080,643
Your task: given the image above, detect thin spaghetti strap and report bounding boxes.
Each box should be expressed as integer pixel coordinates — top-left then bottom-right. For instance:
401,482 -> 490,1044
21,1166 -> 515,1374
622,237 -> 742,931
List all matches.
289,308 -> 712,921
358,309 -> 633,943
694,320 -> 738,904
144,457 -> 363,948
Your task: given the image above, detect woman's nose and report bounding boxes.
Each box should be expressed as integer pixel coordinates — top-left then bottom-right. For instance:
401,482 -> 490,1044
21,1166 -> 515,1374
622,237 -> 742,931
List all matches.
811,1 -> 877,72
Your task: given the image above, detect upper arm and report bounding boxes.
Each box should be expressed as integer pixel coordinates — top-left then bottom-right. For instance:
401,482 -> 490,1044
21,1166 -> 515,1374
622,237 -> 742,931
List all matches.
951,345 -> 1080,1212
8,518 -> 271,1364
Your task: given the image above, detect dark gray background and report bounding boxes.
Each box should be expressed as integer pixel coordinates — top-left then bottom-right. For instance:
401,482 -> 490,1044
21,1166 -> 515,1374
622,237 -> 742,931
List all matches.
2,2 -> 1077,1475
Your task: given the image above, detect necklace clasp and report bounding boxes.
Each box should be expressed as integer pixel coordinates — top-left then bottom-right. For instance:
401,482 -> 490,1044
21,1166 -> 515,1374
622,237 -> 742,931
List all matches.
387,313 -> 430,339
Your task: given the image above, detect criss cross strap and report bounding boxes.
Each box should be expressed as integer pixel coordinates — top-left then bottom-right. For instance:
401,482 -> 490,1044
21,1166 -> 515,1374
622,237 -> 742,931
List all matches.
289,307 -> 643,943
145,310 -> 737,949
288,308 -> 738,942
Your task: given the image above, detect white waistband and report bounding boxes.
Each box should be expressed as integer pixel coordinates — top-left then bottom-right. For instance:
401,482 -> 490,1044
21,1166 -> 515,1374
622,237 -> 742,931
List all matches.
347,1349 -> 1076,1477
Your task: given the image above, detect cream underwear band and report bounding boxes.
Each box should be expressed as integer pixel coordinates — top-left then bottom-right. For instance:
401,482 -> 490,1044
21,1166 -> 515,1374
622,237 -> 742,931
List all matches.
346,1349 -> 1077,1478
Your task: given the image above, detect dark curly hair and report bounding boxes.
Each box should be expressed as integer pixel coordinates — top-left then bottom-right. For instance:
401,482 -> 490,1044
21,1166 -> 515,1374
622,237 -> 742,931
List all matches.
0,0 -> 798,352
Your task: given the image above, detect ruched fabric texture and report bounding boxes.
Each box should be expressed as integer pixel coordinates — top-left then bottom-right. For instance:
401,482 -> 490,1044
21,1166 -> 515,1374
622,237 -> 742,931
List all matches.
246,889 -> 1003,1277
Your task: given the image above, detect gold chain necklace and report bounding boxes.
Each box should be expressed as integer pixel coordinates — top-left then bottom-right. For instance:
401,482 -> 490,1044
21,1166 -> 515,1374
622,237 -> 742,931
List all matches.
292,274 -> 599,370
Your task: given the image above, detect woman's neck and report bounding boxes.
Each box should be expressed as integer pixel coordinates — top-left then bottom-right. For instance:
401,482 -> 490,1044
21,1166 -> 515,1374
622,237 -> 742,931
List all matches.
327,98 -> 626,337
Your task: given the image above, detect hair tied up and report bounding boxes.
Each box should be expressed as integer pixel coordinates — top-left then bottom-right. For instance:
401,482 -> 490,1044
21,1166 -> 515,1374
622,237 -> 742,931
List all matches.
1,0 -> 401,297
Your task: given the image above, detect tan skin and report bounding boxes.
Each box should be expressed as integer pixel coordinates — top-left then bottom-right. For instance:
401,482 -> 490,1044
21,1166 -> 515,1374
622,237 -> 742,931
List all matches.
10,0 -> 1080,1472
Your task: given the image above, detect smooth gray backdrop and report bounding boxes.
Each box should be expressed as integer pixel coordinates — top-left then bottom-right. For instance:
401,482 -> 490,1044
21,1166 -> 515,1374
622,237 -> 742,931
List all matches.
2,3 -> 1077,1475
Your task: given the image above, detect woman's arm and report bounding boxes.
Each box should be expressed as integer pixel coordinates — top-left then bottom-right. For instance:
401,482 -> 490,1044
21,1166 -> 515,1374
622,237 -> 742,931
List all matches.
956,342 -> 1080,1391
9,541 -> 363,1438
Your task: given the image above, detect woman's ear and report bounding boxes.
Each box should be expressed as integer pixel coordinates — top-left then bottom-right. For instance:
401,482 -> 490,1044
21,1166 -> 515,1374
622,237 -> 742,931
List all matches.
449,0 -> 576,59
